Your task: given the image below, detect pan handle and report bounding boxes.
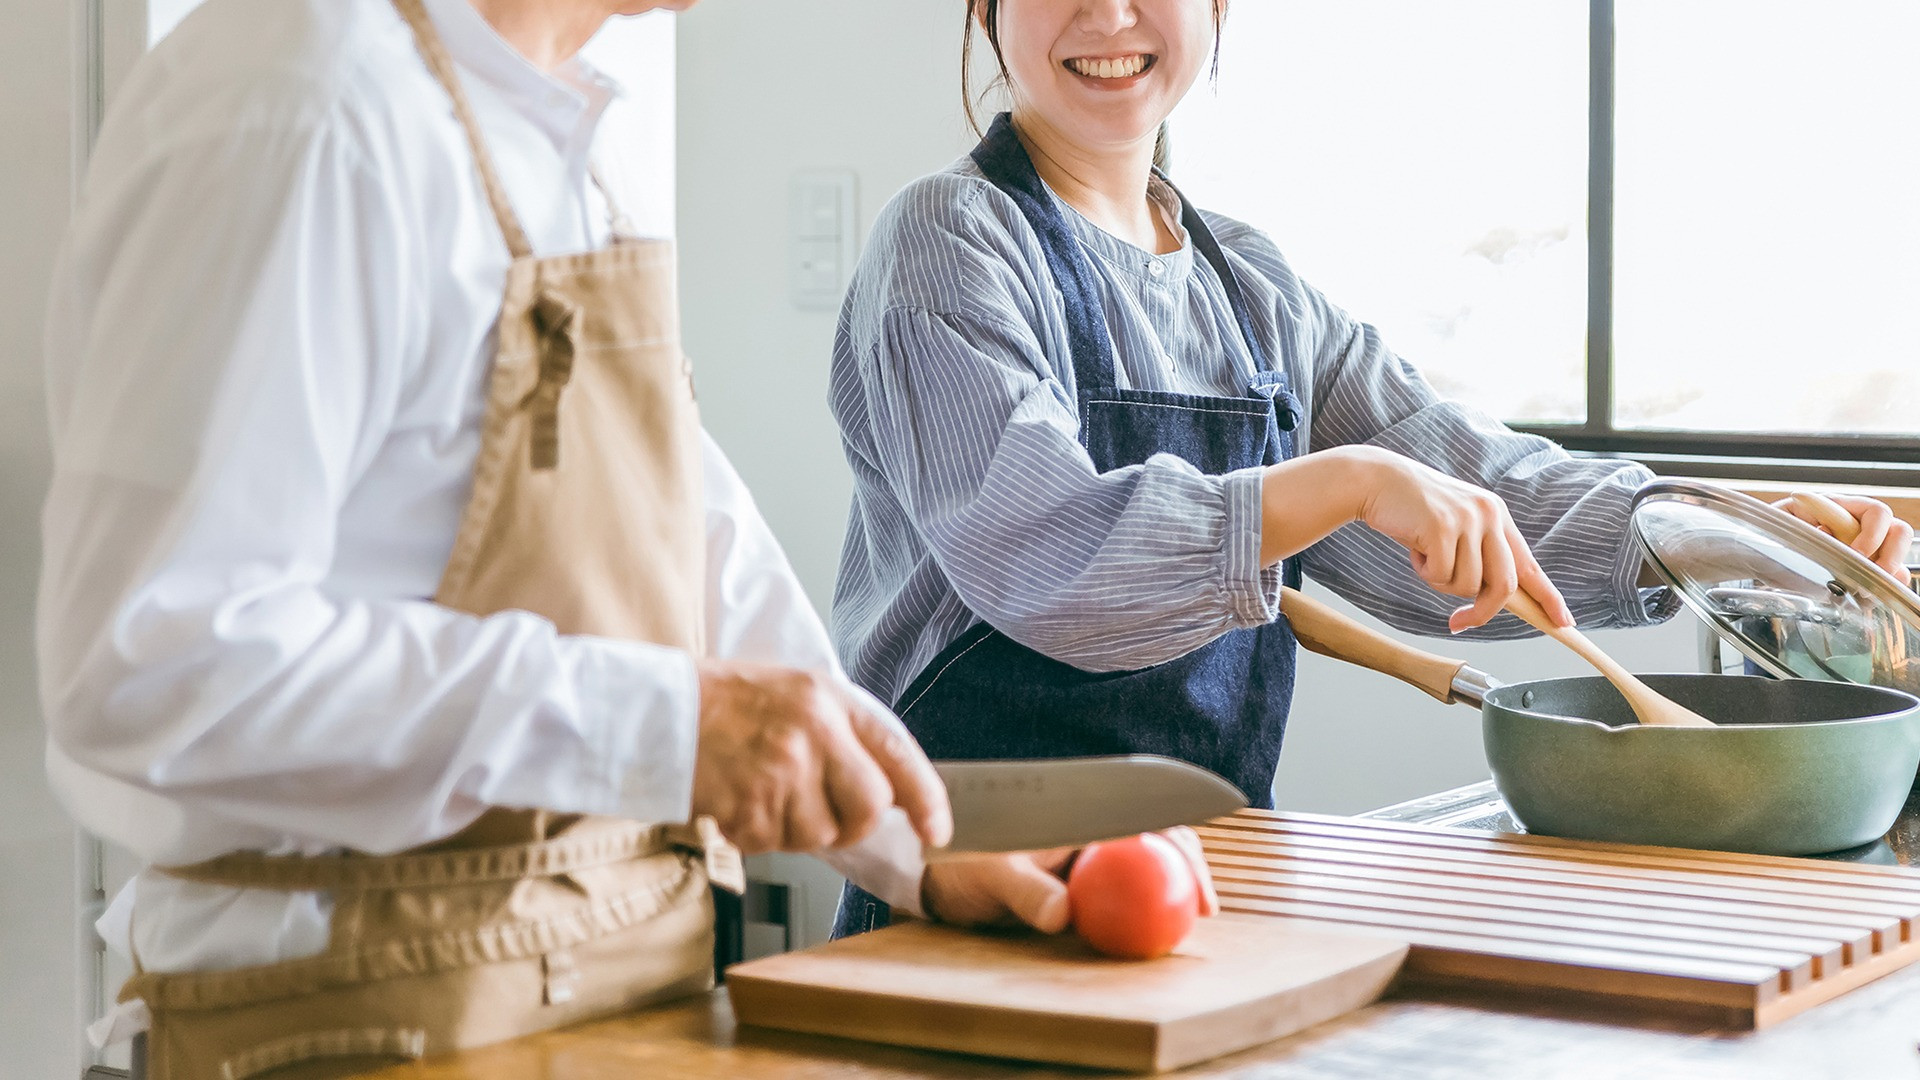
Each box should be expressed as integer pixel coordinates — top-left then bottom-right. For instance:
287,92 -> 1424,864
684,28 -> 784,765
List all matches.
1280,586 -> 1491,707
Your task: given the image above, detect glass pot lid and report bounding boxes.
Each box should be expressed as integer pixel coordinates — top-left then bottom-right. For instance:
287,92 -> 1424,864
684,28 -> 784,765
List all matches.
1630,479 -> 1920,696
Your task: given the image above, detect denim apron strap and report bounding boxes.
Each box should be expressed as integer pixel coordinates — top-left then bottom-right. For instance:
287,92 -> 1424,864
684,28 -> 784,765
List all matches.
970,114 -> 1122,392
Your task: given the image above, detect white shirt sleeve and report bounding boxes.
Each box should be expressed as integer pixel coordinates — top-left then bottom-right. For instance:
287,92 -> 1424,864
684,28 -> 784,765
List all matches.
39,115 -> 698,863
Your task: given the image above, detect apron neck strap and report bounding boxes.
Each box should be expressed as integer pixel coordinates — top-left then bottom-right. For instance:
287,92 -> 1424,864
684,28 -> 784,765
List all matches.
970,113 -> 1120,389
391,0 -> 536,261
589,165 -> 640,240
1167,177 -> 1279,381
967,112 -> 1282,390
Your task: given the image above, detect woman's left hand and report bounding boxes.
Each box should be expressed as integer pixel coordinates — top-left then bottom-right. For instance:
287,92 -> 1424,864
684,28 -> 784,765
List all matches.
1775,493 -> 1913,586
921,826 -> 1220,932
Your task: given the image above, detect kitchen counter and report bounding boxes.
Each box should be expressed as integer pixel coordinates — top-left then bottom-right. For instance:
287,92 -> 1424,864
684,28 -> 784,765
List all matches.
368,784 -> 1920,1080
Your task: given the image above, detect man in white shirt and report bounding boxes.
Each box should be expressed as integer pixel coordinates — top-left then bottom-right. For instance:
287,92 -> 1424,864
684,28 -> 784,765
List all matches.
41,0 -> 1080,1073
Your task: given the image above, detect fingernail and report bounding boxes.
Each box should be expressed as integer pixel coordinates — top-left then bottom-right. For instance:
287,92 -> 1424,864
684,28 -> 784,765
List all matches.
1040,892 -> 1070,933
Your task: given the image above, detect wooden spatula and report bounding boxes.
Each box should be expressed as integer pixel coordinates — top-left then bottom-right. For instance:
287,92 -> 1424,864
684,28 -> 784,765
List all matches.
1503,590 -> 1715,728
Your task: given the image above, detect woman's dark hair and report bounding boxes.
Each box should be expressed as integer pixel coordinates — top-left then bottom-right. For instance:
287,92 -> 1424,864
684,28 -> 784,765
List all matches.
962,0 -> 1226,136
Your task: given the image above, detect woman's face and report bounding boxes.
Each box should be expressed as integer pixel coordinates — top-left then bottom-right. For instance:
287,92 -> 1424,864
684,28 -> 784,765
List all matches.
992,0 -> 1216,152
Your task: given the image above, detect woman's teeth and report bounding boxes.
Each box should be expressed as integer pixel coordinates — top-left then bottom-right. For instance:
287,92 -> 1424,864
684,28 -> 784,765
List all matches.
1065,55 -> 1152,80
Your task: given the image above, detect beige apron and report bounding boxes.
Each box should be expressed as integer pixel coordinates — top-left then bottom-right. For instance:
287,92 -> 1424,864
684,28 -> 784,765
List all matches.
120,1 -> 738,1075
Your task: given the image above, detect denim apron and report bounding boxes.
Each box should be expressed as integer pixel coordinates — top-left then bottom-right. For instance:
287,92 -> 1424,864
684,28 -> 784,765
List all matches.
832,113 -> 1304,937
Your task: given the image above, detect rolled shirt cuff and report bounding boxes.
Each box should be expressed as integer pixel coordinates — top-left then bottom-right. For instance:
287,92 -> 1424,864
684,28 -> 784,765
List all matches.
1221,465 -> 1282,628
507,636 -> 701,826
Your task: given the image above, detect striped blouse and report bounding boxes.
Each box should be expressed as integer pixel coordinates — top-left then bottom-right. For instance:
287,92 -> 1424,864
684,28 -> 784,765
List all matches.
829,157 -> 1673,707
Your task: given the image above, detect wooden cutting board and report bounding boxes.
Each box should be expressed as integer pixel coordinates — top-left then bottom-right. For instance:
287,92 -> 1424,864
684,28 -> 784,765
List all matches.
1199,810 -> 1920,1029
727,914 -> 1409,1072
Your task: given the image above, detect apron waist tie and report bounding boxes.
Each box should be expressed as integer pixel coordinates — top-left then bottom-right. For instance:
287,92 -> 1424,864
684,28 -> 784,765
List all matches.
159,821 -> 675,892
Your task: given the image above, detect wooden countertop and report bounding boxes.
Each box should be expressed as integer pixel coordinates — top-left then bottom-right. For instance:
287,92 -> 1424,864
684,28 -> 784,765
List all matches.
373,779 -> 1920,1078
372,965 -> 1920,1079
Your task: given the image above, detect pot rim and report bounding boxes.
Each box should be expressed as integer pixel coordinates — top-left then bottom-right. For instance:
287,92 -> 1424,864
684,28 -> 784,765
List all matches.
1481,674 -> 1920,734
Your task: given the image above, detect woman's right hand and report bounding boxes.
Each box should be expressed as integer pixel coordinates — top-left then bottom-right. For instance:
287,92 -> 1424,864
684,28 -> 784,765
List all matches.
1345,447 -> 1572,633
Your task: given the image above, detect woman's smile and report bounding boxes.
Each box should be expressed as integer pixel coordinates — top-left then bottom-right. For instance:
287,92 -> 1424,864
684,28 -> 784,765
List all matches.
1061,53 -> 1158,87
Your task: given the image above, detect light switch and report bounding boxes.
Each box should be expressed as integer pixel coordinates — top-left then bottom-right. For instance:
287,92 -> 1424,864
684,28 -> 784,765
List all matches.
790,171 -> 858,311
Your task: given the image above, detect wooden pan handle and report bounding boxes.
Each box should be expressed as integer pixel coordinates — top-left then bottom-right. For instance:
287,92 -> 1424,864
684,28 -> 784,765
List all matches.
1280,587 -> 1472,705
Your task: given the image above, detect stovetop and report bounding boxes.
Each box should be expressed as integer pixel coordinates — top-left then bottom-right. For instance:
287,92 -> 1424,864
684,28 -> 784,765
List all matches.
1363,779 -> 1920,867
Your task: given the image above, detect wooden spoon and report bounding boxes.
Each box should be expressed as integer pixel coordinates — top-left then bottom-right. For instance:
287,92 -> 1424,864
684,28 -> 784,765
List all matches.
1503,590 -> 1716,728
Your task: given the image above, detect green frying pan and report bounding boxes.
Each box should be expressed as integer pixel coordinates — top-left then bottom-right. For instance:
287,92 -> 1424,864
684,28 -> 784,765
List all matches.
1281,587 -> 1920,856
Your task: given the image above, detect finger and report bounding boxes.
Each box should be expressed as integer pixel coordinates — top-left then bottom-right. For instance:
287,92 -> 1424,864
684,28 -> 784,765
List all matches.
1835,497 -> 1896,562
1447,529 -> 1483,602
1511,526 -> 1573,628
820,734 -> 894,848
729,792 -> 782,857
1452,529 -> 1515,634
843,681 -> 954,849
1159,827 -> 1219,917
780,783 -> 840,853
1883,520 -> 1915,585
1418,524 -> 1459,590
991,856 -> 1073,933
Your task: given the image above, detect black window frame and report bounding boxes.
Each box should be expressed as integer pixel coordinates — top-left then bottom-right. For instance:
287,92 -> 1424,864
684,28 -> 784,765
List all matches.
1510,0 -> 1920,487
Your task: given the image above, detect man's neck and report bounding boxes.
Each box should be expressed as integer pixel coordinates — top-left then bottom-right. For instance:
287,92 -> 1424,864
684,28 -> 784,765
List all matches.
467,0 -> 612,72
1011,110 -> 1172,254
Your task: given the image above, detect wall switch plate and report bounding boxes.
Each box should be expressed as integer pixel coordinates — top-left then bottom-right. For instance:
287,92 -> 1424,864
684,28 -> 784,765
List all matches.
789,171 -> 858,311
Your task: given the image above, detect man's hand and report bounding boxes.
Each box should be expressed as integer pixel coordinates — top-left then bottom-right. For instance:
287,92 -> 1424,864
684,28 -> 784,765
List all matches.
690,661 -> 952,856
921,826 -> 1221,932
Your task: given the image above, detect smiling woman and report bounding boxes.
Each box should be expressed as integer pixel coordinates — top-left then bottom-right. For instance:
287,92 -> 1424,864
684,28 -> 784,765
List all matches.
961,0 -> 1223,135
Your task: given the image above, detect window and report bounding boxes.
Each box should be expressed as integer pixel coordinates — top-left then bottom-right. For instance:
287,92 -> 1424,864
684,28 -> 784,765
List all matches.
1172,0 -> 1920,479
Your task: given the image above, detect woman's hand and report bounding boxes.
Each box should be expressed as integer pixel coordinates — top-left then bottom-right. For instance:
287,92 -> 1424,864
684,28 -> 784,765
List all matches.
1265,446 -> 1571,634
921,826 -> 1219,932
1776,492 -> 1913,585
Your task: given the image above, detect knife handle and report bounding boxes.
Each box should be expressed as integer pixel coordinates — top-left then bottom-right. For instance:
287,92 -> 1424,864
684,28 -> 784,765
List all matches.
1280,587 -> 1472,705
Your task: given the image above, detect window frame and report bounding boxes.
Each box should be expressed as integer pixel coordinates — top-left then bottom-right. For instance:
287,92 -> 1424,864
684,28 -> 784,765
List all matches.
1509,0 -> 1920,486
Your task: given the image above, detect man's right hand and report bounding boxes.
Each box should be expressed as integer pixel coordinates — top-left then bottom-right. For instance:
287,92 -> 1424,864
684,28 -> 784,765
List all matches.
689,661 -> 953,856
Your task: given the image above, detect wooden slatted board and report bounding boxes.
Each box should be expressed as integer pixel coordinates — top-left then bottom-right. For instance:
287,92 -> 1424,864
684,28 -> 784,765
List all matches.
1198,809 -> 1920,1029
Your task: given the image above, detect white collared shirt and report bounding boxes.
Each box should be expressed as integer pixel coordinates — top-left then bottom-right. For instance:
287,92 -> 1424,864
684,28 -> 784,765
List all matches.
42,0 -> 920,1043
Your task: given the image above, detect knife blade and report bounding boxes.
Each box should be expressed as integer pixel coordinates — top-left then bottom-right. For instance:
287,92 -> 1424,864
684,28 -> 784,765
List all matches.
930,755 -> 1248,857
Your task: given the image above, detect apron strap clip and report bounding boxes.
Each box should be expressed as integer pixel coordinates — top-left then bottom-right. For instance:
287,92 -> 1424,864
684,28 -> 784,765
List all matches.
526,291 -> 581,469
1273,387 -> 1303,432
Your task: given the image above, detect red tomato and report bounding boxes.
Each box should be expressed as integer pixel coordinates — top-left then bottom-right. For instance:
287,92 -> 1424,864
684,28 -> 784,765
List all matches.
1067,833 -> 1200,959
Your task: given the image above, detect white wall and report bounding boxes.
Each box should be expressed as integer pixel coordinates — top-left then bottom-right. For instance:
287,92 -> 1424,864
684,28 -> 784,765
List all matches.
0,0 -> 81,1076
675,0 -> 1702,946
676,0 -> 981,949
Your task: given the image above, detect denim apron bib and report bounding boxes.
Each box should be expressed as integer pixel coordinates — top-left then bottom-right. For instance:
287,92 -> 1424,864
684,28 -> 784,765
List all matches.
832,114 -> 1304,937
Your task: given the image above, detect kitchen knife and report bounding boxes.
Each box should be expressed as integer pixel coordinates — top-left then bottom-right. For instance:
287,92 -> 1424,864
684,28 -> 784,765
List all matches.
931,755 -> 1248,857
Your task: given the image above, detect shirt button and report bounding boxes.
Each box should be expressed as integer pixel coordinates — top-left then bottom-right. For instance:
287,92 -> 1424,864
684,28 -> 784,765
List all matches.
1148,260 -> 1165,278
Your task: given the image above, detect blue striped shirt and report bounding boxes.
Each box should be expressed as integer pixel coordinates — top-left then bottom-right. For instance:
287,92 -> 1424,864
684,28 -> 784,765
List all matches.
829,158 -> 1672,707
